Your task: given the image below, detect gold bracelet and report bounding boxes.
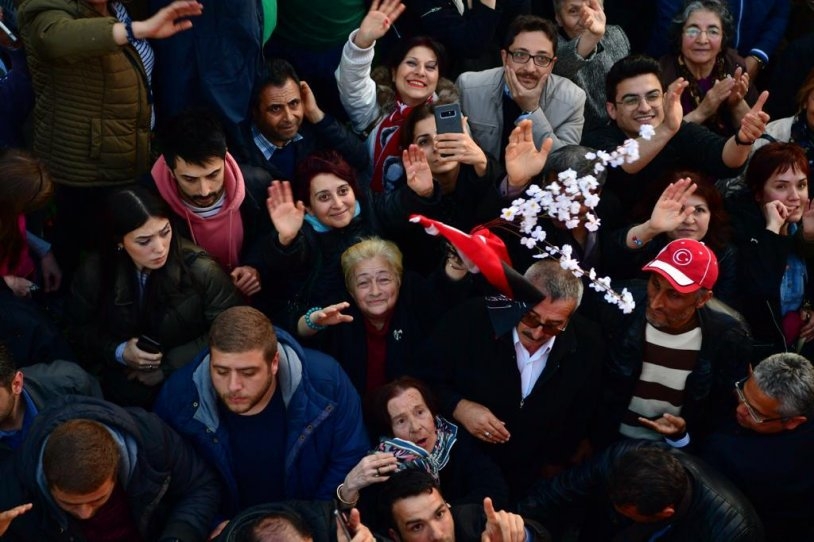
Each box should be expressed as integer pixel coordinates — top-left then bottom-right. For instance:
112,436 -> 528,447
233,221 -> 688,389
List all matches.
336,483 -> 358,506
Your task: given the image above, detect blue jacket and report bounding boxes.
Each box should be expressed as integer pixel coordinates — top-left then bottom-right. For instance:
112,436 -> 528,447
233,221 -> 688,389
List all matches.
154,327 -> 370,515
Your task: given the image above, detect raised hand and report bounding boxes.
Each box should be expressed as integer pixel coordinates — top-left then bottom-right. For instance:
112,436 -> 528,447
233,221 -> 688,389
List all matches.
801,197 -> 814,241
134,0 -> 203,40
354,0 -> 405,49
434,117 -> 488,174
695,76 -> 734,118
762,199 -> 790,234
736,90 -> 770,144
403,144 -> 435,197
266,180 -> 306,246
580,0 -> 606,38
340,452 -> 399,504
0,503 -> 33,537
638,413 -> 687,438
300,81 -> 325,124
336,508 -> 376,542
308,302 -> 355,328
726,67 -> 750,107
453,399 -> 510,443
662,77 -> 689,134
481,497 -> 526,542
648,178 -> 698,233
505,119 -> 553,188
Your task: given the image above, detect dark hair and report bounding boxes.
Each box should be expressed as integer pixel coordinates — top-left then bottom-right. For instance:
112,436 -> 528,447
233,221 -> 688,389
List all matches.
237,510 -> 313,542
668,0 -> 733,54
294,150 -> 361,205
400,102 -> 435,149
796,68 -> 814,114
369,377 -> 439,437
210,306 -> 278,364
0,149 -> 53,271
0,342 -> 15,389
543,144 -> 608,188
668,170 -> 730,250
44,419 -> 120,494
745,142 -> 810,198
378,469 -> 442,533
160,108 -> 228,169
606,55 -> 663,103
502,15 -> 559,56
385,36 -> 447,80
607,447 -> 688,516
253,58 -> 301,111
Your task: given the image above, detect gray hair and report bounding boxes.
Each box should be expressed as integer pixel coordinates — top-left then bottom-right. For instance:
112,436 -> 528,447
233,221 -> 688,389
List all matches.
669,0 -> 733,53
543,145 -> 607,188
753,353 -> 814,417
552,0 -> 604,14
524,259 -> 584,306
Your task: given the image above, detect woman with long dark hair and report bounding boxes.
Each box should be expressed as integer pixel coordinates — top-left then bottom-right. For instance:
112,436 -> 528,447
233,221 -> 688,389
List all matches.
67,186 -> 241,406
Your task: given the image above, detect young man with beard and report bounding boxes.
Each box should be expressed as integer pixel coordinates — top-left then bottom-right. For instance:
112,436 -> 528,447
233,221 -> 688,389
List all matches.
456,15 -> 586,162
154,306 -> 369,534
596,238 -> 751,448
150,109 -> 272,297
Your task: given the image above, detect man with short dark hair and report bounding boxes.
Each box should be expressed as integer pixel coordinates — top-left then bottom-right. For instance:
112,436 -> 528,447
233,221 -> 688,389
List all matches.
597,238 -> 751,447
155,306 -> 369,522
240,58 -> 368,184
582,54 -> 768,215
519,441 -> 764,541
150,109 -> 271,297
0,341 -> 101,456
0,395 -> 219,541
379,469 -> 549,541
698,352 -> 814,541
456,14 -> 586,162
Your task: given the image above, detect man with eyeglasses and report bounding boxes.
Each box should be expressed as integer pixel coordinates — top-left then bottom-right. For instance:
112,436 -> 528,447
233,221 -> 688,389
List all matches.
697,352 -> 814,542
596,238 -> 750,449
419,258 -> 604,502
582,54 -> 769,218
456,14 -> 586,164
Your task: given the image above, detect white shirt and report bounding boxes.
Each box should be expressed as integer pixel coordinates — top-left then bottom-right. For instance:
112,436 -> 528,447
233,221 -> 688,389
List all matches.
513,328 -> 555,400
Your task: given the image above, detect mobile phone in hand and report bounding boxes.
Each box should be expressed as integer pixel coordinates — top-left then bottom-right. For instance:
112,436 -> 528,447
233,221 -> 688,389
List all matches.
434,103 -> 463,135
334,508 -> 352,541
136,335 -> 162,354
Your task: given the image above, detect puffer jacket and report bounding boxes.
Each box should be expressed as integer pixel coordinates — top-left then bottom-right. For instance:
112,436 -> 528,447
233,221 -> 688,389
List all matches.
18,0 -> 151,186
0,395 -> 220,542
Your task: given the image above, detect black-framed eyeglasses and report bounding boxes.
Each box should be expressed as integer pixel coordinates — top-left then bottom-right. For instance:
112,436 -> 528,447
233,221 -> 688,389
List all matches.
615,90 -> 663,109
519,311 -> 567,335
507,50 -> 554,68
734,377 -> 787,424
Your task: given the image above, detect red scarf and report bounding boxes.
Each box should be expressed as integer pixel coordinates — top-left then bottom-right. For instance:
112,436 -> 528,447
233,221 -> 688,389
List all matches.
370,95 -> 432,193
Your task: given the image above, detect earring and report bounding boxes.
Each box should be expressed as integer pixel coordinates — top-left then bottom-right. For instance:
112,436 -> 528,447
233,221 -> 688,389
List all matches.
117,244 -> 124,252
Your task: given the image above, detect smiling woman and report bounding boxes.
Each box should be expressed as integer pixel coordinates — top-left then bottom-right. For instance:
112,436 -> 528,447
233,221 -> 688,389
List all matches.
66,186 -> 241,407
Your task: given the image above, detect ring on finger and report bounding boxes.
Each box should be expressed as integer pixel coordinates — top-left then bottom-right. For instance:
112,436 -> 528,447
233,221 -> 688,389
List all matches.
376,467 -> 381,476
484,431 -> 491,438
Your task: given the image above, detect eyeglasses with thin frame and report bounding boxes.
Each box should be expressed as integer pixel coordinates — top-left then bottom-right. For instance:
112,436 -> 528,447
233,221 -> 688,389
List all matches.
615,90 -> 663,109
683,27 -> 722,40
506,50 -> 554,68
734,377 -> 787,424
520,311 -> 567,335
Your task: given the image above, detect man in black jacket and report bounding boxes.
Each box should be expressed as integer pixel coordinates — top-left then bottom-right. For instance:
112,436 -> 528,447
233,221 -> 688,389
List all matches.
0,395 -> 219,542
519,441 -> 764,542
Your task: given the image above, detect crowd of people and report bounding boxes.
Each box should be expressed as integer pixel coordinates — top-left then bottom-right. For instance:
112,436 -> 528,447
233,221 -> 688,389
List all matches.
1,0 -> 813,540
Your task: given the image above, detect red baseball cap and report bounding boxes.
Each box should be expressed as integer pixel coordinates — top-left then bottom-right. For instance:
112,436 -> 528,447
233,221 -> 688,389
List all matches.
641,239 -> 718,293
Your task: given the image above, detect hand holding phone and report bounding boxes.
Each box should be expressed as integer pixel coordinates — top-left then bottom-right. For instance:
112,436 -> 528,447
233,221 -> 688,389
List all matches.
434,103 -> 463,135
334,508 -> 352,541
136,335 -> 162,355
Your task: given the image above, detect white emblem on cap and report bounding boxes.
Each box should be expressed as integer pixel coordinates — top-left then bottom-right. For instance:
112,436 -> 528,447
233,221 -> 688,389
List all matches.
672,248 -> 692,266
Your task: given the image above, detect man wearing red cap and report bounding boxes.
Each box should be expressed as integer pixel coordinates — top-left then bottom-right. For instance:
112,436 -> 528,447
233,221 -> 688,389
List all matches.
598,238 -> 751,448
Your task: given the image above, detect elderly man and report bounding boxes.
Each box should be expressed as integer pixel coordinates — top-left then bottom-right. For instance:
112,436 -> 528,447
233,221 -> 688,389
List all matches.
240,58 -> 368,184
419,258 -> 604,501
697,353 -> 814,542
582,54 -> 768,216
154,306 -> 369,523
0,395 -> 219,541
456,15 -> 586,162
597,238 -> 751,447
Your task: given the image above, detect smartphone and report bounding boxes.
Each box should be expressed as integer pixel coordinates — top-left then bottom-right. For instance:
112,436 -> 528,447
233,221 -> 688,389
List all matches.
333,508 -> 352,541
136,335 -> 162,354
0,20 -> 18,44
434,103 -> 463,135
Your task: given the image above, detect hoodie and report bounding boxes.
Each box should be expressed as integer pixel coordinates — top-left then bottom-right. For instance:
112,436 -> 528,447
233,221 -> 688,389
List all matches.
152,152 -> 246,271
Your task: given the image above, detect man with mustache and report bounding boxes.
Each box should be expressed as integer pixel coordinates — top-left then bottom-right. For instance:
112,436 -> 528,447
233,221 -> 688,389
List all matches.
456,15 -> 586,164
596,238 -> 751,448
150,109 -> 271,297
